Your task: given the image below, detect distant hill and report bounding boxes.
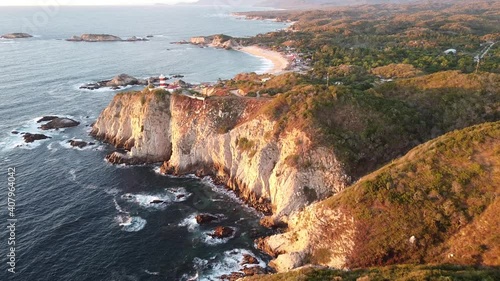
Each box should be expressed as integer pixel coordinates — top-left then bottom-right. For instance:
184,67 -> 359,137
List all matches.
191,0 -> 434,9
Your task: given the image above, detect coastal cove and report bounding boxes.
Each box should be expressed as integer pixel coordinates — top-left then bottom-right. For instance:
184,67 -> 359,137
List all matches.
0,5 -> 290,281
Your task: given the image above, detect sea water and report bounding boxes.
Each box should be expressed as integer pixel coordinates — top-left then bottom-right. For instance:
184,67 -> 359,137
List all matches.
0,5 -> 286,280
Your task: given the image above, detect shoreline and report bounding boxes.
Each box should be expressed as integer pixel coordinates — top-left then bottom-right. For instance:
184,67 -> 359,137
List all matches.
238,45 -> 290,75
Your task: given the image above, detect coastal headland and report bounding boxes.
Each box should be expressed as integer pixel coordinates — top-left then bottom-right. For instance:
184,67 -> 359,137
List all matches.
88,1 -> 500,279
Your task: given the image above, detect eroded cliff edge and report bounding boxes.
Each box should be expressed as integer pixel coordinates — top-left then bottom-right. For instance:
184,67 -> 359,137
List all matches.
91,90 -> 349,218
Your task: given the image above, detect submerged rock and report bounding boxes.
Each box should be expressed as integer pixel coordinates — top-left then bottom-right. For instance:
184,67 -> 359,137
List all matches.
40,118 -> 80,130
1,33 -> 32,39
23,133 -> 51,143
195,214 -> 219,225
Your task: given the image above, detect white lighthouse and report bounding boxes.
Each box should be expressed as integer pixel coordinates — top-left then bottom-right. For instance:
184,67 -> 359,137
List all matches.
159,74 -> 167,88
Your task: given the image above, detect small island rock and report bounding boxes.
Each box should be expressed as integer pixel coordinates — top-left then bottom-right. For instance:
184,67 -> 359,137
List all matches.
1,33 -> 33,39
195,214 -> 219,225
209,226 -> 234,239
40,118 -> 80,130
80,74 -> 149,90
23,133 -> 51,143
68,140 -> 90,148
67,34 -> 122,42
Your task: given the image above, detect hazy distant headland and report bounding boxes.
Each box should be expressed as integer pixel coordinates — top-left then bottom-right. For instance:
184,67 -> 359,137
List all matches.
1,33 -> 32,39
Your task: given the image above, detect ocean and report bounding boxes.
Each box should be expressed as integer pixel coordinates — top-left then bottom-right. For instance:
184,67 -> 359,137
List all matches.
0,5 -> 287,280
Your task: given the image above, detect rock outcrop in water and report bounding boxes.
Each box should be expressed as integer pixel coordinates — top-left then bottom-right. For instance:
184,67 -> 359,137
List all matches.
68,140 -> 94,148
190,34 -> 240,50
80,74 -> 161,90
40,117 -> 80,130
1,33 -> 33,39
91,90 -> 348,218
67,34 -> 148,42
23,133 -> 51,143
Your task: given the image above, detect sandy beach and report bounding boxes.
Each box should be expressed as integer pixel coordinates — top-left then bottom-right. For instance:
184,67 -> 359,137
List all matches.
238,46 -> 290,74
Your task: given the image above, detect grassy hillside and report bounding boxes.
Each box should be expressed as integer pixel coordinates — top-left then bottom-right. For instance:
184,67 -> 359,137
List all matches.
243,264 -> 500,281
319,121 -> 500,268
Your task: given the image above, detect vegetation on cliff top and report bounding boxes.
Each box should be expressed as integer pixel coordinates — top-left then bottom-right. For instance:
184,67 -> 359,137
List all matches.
239,71 -> 498,177
240,0 -> 499,74
243,264 -> 500,281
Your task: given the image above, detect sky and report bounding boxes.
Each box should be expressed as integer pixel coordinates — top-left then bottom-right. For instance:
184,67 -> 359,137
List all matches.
0,0 -> 198,6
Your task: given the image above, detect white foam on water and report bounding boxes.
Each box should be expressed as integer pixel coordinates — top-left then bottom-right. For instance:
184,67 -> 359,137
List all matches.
1,115 -> 82,152
0,136 -> 45,151
201,176 -> 262,217
47,142 -> 59,152
200,227 -> 237,246
153,166 -> 165,176
144,270 -> 160,276
113,198 -> 129,214
94,145 -> 106,151
83,184 -> 98,190
178,214 -> 199,232
166,187 -> 192,202
76,83 -> 135,93
59,140 -> 95,151
114,163 -> 133,169
69,169 -> 77,182
198,249 -> 266,281
121,192 -> 171,210
116,213 -> 132,225
183,272 -> 199,281
105,188 -> 121,196
179,213 -> 227,233
121,216 -> 147,232
255,57 -> 274,75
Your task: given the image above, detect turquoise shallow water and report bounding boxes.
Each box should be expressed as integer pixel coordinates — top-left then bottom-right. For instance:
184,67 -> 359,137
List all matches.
0,5 -> 285,280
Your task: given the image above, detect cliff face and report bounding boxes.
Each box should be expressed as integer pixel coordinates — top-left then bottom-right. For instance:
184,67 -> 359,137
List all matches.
91,92 -> 172,164
92,91 -> 348,217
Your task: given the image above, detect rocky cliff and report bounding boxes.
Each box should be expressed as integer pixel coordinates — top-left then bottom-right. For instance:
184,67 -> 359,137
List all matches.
91,89 -> 348,217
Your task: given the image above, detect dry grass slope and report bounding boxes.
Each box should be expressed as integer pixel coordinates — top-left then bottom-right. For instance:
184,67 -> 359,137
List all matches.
322,121 -> 500,268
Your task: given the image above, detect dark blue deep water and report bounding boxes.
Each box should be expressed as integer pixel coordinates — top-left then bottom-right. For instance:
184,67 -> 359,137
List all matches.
0,5 -> 287,280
